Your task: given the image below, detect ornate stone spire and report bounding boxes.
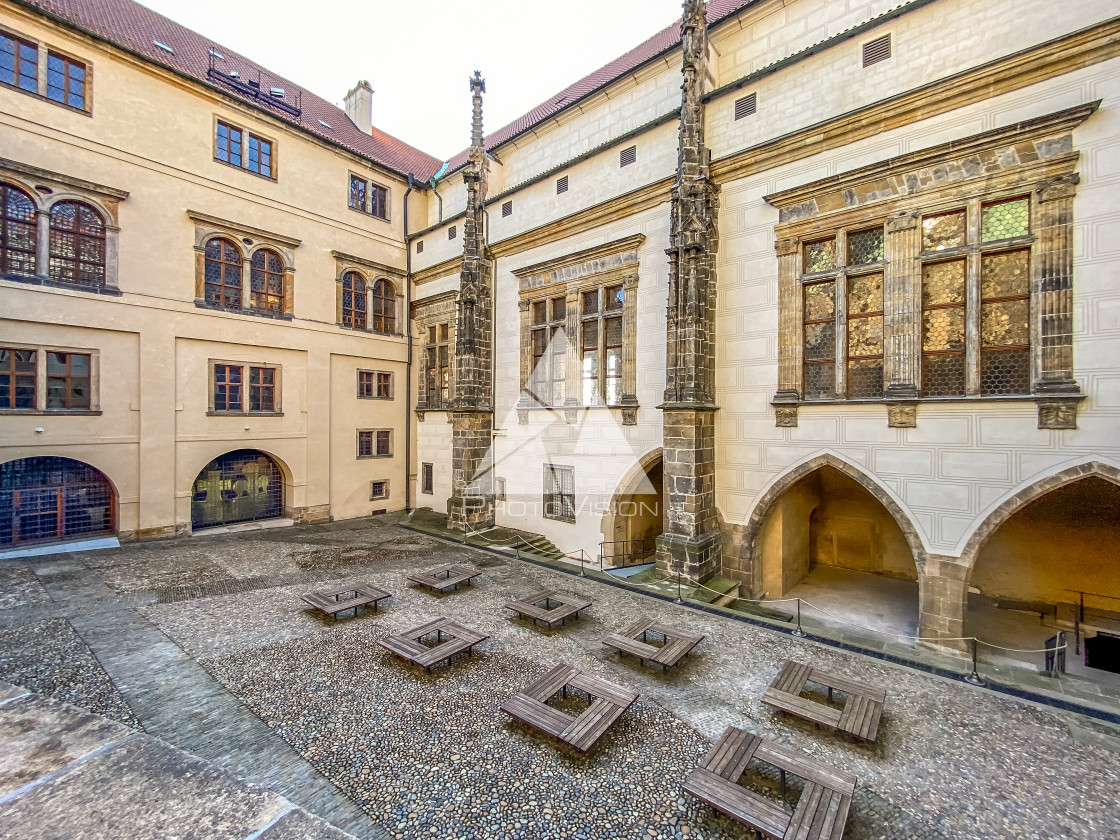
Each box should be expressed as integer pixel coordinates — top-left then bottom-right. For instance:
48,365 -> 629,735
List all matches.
656,0 -> 723,582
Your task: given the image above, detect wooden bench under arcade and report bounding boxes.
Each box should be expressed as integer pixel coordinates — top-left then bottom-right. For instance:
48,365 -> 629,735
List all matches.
378,616 -> 489,672
301,583 -> 391,619
602,617 -> 705,671
504,589 -> 591,628
761,660 -> 887,743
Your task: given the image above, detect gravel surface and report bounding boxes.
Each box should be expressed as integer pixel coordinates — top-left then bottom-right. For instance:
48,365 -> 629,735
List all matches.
0,619 -> 140,728
0,565 -> 50,610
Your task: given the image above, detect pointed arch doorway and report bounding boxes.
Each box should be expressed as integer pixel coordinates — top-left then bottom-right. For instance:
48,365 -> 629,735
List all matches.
601,450 -> 663,569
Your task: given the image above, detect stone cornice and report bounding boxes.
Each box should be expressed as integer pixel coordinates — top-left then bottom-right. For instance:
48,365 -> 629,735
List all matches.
0,157 -> 130,200
186,211 -> 301,248
330,250 -> 405,278
411,289 -> 458,313
511,233 -> 645,279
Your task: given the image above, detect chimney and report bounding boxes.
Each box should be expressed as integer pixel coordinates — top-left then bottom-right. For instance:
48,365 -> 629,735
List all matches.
344,80 -> 373,134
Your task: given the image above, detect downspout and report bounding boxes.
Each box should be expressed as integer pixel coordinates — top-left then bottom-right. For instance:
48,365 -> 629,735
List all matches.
428,160 -> 449,222
403,174 -> 417,511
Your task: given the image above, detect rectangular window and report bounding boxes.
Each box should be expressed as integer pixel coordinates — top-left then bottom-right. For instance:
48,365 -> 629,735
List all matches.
426,324 -> 450,409
216,120 -> 273,178
248,366 -> 274,412
213,363 -> 242,412
543,464 -> 575,522
357,370 -> 392,399
357,370 -> 375,398
1,32 -> 38,93
377,372 -> 392,398
802,280 -> 836,400
213,364 -> 277,413
979,249 -> 1030,395
495,476 -> 506,502
46,52 -> 86,109
370,184 -> 388,220
359,429 -> 392,458
44,352 -> 91,410
0,348 -> 37,409
348,175 -> 388,219
370,480 -> 389,500
529,296 -> 566,406
921,259 -> 967,397
376,429 -> 391,456
421,463 -> 433,494
358,430 -> 373,457
846,272 -> 884,399
349,175 -> 367,212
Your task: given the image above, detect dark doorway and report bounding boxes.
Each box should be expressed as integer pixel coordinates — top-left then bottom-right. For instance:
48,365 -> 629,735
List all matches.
0,457 -> 115,547
191,449 -> 284,530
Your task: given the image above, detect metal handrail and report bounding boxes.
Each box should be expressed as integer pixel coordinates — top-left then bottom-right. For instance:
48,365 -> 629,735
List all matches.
599,537 -> 657,570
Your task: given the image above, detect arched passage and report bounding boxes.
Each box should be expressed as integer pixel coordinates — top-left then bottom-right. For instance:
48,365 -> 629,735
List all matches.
600,449 -> 662,567
190,449 -> 285,530
748,459 -> 923,636
1,457 -> 116,547
964,466 -> 1120,674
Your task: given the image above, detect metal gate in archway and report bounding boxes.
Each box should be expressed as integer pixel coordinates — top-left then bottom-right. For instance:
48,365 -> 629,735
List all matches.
1,457 -> 115,547
190,450 -> 283,530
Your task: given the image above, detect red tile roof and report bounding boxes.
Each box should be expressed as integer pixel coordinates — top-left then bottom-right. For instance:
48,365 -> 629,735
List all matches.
14,0 -> 445,180
442,0 -> 756,176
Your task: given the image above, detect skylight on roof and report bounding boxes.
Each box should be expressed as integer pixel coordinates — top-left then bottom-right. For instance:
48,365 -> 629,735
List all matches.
153,40 -> 174,53
318,119 -> 333,129
208,48 -> 225,60
270,87 -> 285,97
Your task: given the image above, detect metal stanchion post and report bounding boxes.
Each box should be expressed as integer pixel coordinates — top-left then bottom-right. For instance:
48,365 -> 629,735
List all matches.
965,638 -> 984,685
791,599 -> 806,637
580,550 -> 586,576
674,571 -> 682,604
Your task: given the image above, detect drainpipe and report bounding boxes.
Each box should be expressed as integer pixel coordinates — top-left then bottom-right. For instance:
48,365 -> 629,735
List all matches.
429,175 -> 443,222
403,174 -> 417,511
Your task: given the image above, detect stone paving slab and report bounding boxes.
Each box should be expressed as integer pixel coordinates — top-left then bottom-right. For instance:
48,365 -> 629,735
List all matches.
259,808 -> 365,840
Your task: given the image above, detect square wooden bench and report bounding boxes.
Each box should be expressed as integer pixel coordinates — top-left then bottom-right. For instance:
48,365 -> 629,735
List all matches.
301,583 -> 391,619
602,617 -> 705,671
407,563 -> 482,594
499,663 -> 639,753
504,589 -> 591,628
684,725 -> 857,840
378,616 -> 489,672
761,660 -> 887,743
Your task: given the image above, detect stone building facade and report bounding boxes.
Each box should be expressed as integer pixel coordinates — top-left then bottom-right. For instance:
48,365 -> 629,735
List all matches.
4,0 -> 1120,651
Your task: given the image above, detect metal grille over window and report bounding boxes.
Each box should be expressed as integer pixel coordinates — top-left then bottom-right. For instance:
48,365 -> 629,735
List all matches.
922,210 -> 966,252
204,238 -> 242,308
502,200 -> 513,217
49,201 -> 106,287
556,175 -> 569,194
342,271 -> 366,328
250,249 -> 284,312
803,238 -> 837,273
848,228 -> 884,265
734,93 -> 757,120
190,450 -> 283,530
802,280 -> 836,400
0,348 -> 37,409
981,197 -> 1029,242
1,457 -> 115,547
847,273 -> 884,398
921,260 -> 967,396
862,34 -> 891,67
980,249 -> 1031,395
1,183 -> 37,276
422,463 -> 433,494
620,146 -> 637,167
543,464 -> 574,521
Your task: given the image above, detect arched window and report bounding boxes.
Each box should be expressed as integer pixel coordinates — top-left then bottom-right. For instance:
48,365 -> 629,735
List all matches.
250,248 -> 284,313
370,279 -> 396,334
1,183 -> 37,277
342,271 -> 367,329
49,201 -> 106,287
204,237 -> 243,309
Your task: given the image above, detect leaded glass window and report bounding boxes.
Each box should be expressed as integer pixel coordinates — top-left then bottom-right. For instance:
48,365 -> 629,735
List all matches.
250,249 -> 284,313
1,183 -> 36,276
921,260 -> 967,396
1,33 -> 38,92
49,201 -> 105,287
342,271 -> 366,329
46,52 -> 86,109
803,238 -> 837,273
803,280 -> 836,400
848,228 -> 884,265
847,272 -> 884,399
529,296 -> 566,406
0,348 -> 36,409
579,285 -> 626,406
980,249 -> 1030,395
369,279 -> 396,334
981,198 -> 1029,242
204,238 -> 243,309
922,210 -> 966,252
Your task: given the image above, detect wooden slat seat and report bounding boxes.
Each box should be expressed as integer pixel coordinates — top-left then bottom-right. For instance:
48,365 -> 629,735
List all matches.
602,618 -> 705,670
762,688 -> 843,729
684,767 -> 793,840
522,663 -> 578,702
763,659 -> 886,743
567,672 -> 640,707
407,563 -> 482,594
505,590 -> 592,628
301,583 -> 391,618
377,617 -> 489,672
602,633 -> 659,661
785,782 -> 853,840
500,693 -> 570,738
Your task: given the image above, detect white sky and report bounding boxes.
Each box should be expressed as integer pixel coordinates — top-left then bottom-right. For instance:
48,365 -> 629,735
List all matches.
138,0 -> 684,161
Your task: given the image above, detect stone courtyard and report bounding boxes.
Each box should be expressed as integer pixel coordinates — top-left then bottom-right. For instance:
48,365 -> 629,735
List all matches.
1,515 -> 1118,840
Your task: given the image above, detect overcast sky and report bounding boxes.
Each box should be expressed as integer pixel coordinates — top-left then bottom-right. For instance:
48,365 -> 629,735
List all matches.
138,0 -> 684,161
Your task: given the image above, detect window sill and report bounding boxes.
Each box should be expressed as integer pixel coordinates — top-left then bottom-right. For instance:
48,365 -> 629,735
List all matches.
544,515 -> 577,525
358,395 -> 394,401
213,157 -> 277,182
194,300 -> 293,320
0,79 -> 90,116
338,324 -> 402,339
789,394 -> 1078,406
206,411 -> 284,417
515,401 -> 640,426
357,454 -> 394,460
0,409 -> 102,416
2,272 -> 121,296
347,204 -> 391,224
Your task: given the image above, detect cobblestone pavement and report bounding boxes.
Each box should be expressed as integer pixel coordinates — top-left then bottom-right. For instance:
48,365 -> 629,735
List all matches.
0,516 -> 1118,840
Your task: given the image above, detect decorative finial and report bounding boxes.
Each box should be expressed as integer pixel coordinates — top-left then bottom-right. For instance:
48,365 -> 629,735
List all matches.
470,71 -> 486,95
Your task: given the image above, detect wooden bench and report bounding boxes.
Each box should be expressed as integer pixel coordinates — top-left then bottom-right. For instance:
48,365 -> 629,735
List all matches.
504,590 -> 592,628
301,583 -> 391,618
683,725 -> 857,840
602,617 -> 705,671
761,660 -> 886,743
378,617 -> 489,672
407,563 -> 482,594
500,662 -> 638,753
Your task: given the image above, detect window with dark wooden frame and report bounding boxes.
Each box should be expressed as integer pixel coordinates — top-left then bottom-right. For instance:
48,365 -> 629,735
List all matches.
341,271 -> 367,329
543,464 -> 575,522
43,351 -> 91,410
213,363 -> 242,412
348,175 -> 388,219
49,201 -> 105,288
357,370 -> 375,398
248,366 -> 275,412
421,463 -> 433,494
216,121 -> 242,167
204,237 -> 243,309
358,429 -> 391,457
357,430 -> 374,457
215,120 -> 273,178
529,296 -> 567,406
0,348 -> 36,409
1,183 -> 37,277
1,32 -> 38,93
246,134 -> 272,178
376,429 -> 391,456
369,279 -> 396,334
46,52 -> 86,109
377,372 -> 392,398
212,364 -> 277,413
846,271 -> 885,399
619,146 -> 637,167
862,34 -> 891,67
250,249 -> 284,313
349,174 -> 367,212
426,324 -> 450,408
370,184 -> 388,220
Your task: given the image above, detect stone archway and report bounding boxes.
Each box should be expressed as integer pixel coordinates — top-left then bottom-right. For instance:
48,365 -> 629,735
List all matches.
600,448 -> 663,568
190,449 -> 287,531
0,456 -> 117,547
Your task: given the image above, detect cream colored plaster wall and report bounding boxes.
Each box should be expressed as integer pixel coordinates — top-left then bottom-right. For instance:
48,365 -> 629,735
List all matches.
0,7 -> 412,539
416,415 -> 453,515
714,59 -> 1120,560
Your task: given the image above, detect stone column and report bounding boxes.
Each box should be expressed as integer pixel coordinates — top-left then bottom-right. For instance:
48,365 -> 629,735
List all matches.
620,274 -> 639,425
883,210 -> 920,426
773,236 -> 801,427
917,555 -> 971,654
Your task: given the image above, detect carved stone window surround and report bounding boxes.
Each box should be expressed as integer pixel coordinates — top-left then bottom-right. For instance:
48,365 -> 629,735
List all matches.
411,290 -> 457,420
331,250 -> 406,338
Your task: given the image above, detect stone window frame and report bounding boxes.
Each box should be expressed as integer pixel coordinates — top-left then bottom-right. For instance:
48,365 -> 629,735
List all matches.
421,463 -> 434,495
357,369 -> 393,400
347,172 -> 390,222
331,251 -> 406,338
0,159 -> 125,295
206,359 -> 283,416
188,211 -> 298,319
0,342 -> 101,415
357,428 -> 392,459
1,25 -> 94,115
213,116 -> 276,180
543,463 -> 575,523
412,290 -> 457,419
765,103 -> 1093,431
370,479 -> 390,501
513,234 -> 643,426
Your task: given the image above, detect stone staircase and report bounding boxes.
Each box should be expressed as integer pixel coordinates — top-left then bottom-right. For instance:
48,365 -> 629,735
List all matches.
691,575 -> 742,607
476,527 -> 566,560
